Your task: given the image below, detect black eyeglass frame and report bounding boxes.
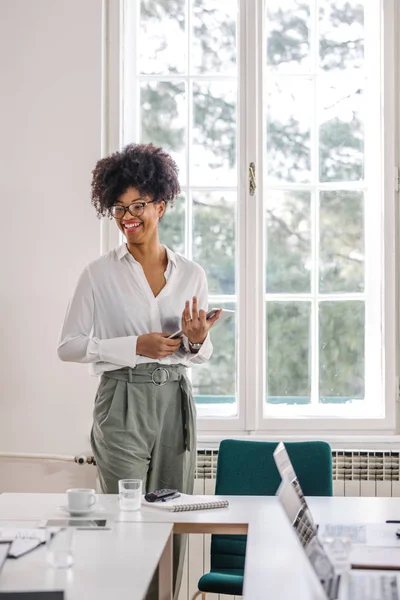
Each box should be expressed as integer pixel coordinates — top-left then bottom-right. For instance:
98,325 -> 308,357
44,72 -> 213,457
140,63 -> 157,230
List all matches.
110,198 -> 159,219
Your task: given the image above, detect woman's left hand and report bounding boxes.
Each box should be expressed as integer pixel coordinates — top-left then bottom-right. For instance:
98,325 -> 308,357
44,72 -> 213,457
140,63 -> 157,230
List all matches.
181,297 -> 222,344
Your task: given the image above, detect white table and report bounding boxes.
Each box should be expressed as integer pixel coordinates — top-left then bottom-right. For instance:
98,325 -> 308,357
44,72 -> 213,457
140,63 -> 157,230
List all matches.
4,493 -> 400,527
0,493 -> 328,600
5,494 -> 400,599
308,496 -> 400,524
3,494 -> 400,599
0,517 -> 173,600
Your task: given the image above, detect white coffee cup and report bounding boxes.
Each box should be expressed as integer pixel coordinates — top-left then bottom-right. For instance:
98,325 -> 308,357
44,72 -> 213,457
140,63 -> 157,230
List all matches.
66,488 -> 96,513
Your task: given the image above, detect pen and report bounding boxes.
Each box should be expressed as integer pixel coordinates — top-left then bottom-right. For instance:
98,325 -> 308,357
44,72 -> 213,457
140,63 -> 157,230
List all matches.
161,493 -> 181,502
385,520 -> 400,523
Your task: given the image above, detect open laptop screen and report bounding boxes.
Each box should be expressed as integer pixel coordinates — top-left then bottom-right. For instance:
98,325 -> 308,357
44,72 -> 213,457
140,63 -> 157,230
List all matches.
273,442 -> 315,526
274,443 -> 339,599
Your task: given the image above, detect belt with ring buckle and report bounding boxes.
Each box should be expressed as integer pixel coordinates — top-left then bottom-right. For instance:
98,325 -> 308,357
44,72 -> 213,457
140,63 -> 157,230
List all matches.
151,367 -> 170,387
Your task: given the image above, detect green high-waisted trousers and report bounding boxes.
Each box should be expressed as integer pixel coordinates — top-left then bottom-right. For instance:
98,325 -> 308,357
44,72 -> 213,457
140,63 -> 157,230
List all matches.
90,363 -> 197,600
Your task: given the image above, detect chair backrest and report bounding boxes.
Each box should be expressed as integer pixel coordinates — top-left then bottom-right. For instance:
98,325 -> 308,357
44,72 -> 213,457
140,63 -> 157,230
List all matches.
210,439 -> 332,575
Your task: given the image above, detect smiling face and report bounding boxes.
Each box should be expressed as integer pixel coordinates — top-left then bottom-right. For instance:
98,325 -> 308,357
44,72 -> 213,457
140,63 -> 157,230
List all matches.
112,187 -> 165,246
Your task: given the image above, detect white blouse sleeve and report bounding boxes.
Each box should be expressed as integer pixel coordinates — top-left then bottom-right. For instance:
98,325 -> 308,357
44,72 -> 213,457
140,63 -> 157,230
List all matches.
57,268 -> 139,368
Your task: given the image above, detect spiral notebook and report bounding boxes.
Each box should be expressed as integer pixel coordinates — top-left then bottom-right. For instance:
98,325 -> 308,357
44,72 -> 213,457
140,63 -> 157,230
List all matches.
142,494 -> 229,512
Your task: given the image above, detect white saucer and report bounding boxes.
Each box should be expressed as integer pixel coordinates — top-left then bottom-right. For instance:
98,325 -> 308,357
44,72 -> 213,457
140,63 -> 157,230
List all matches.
57,504 -> 101,517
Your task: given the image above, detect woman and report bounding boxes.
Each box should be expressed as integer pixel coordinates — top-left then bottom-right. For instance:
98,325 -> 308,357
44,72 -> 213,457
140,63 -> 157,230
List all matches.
57,143 -> 220,599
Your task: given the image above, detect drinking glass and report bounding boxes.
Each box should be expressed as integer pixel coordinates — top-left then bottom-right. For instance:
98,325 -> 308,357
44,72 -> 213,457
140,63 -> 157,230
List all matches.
321,536 -> 352,574
46,527 -> 74,568
118,479 -> 142,511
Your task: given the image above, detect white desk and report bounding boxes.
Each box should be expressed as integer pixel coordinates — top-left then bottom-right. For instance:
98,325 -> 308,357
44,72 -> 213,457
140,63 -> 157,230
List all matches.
0,493 -> 327,600
0,518 -> 173,600
3,494 -> 400,600
6,494 -> 400,600
1,493 -> 269,532
308,496 -> 400,524
4,494 -> 400,599
4,493 -> 400,527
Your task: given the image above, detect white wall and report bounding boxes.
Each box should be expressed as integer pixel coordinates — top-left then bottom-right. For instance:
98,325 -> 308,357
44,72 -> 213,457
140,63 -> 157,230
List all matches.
0,0 -> 103,490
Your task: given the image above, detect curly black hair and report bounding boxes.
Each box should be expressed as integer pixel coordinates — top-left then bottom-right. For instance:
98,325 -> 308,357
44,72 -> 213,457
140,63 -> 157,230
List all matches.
91,143 -> 180,218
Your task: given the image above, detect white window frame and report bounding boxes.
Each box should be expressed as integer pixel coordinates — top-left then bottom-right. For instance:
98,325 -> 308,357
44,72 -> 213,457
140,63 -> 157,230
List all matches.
105,0 -> 398,437
252,0 -> 398,435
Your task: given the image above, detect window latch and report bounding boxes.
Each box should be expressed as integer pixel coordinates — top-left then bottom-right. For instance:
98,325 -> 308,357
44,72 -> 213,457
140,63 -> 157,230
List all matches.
249,162 -> 256,196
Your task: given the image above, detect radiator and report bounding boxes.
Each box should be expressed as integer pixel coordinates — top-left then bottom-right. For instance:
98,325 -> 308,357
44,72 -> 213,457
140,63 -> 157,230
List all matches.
332,450 -> 400,497
179,449 -> 400,600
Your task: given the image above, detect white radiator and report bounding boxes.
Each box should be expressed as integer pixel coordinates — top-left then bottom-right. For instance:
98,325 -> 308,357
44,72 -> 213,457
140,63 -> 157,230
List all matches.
332,450 -> 400,497
179,449 -> 400,600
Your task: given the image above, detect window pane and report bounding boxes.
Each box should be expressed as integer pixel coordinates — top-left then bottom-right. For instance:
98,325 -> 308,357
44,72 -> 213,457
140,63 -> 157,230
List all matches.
192,191 -> 236,295
319,75 -> 364,182
139,0 -> 186,74
320,191 -> 364,293
159,194 -> 186,255
266,302 -> 311,405
319,1 -> 364,72
140,81 -> 187,185
266,79 -> 312,183
192,0 -> 237,75
192,81 -> 237,186
193,302 -> 237,417
319,301 -> 365,402
266,0 -> 311,73
266,190 -> 311,293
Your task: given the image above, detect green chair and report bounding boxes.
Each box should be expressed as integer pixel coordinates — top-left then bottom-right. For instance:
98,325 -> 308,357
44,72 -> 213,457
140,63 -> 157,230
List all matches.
192,439 -> 332,600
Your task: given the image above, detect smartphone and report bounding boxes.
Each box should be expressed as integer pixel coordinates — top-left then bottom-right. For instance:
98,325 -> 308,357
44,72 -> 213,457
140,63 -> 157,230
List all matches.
45,519 -> 109,529
168,308 -> 221,340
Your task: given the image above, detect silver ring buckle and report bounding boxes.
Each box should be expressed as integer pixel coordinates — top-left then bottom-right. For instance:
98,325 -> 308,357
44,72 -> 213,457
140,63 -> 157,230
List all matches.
151,367 -> 170,387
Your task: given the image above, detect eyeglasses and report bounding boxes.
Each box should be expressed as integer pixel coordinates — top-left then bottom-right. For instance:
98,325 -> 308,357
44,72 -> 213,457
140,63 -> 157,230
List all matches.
110,198 -> 158,219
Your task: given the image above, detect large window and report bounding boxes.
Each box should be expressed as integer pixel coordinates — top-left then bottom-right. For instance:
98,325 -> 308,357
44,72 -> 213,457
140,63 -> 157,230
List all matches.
120,0 -> 397,433
264,0 -> 381,419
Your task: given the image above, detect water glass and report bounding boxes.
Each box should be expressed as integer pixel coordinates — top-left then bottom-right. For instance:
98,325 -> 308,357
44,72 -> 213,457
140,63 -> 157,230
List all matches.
118,478 -> 142,511
46,527 -> 74,568
321,536 -> 352,574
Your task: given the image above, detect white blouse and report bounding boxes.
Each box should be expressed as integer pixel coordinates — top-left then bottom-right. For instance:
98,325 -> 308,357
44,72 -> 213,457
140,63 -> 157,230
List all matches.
57,244 -> 213,375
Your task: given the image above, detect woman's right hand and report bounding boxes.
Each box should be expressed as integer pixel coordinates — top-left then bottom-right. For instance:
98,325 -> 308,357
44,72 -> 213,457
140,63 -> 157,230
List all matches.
136,333 -> 182,359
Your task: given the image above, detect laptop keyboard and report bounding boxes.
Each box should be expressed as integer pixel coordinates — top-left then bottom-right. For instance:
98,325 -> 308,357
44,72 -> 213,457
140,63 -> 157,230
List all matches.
349,574 -> 398,600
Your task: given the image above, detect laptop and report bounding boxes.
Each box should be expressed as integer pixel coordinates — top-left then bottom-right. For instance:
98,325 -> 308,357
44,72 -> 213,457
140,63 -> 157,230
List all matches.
273,442 -> 399,600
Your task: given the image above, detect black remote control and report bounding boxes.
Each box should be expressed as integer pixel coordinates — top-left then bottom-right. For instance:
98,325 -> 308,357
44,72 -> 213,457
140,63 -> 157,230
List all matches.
144,488 -> 179,502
